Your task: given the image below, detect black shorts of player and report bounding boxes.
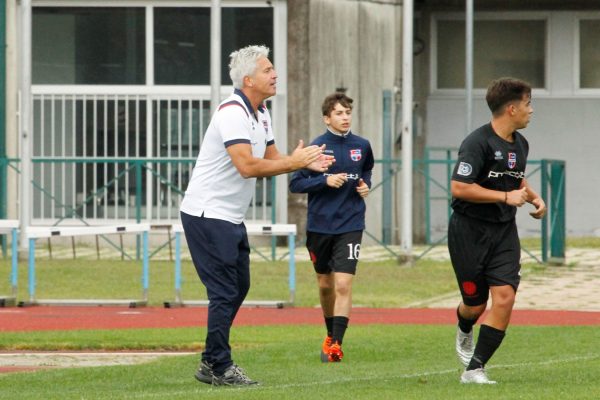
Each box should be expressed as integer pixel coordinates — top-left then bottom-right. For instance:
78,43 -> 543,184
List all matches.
306,230 -> 363,275
448,212 -> 521,306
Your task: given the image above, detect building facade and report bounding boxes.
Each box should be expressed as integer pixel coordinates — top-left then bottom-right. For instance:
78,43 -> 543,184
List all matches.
3,0 -> 600,246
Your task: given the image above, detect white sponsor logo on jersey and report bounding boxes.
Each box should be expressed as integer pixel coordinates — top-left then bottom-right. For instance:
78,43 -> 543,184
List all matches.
488,170 -> 525,179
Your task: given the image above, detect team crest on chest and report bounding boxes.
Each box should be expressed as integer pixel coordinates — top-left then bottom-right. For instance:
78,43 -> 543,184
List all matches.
507,152 -> 517,169
350,149 -> 362,161
262,119 -> 269,131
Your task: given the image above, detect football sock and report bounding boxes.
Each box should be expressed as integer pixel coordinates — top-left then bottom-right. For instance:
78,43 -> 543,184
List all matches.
457,306 -> 479,333
331,316 -> 349,344
467,324 -> 505,371
325,316 -> 334,337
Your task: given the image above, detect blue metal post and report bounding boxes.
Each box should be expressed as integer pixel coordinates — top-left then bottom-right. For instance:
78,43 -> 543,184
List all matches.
136,161 -> 142,260
142,230 -> 149,301
10,227 -> 17,296
288,233 -> 296,304
175,231 -> 182,303
28,238 -> 36,302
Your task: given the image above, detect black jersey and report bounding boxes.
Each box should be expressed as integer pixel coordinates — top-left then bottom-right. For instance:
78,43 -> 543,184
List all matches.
451,123 -> 529,223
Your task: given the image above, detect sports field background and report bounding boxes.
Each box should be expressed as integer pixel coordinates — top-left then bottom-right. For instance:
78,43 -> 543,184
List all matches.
1,238 -> 600,399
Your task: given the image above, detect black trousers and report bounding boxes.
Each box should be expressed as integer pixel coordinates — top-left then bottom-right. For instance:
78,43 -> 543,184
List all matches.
181,212 -> 250,375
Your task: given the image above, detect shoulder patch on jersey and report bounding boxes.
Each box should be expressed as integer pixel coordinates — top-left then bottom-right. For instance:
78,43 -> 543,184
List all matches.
457,162 -> 473,176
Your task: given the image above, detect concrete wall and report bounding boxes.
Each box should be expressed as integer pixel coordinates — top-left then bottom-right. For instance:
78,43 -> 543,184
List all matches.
423,6 -> 600,237
287,0 -> 402,244
427,96 -> 600,237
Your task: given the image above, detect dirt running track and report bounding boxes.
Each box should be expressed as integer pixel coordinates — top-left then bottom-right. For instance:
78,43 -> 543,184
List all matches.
2,306 -> 600,332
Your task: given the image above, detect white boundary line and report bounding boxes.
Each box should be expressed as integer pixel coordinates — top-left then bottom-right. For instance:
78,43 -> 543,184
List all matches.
124,353 -> 600,397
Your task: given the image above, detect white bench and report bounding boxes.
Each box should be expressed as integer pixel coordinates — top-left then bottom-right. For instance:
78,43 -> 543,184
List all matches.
0,220 -> 19,307
22,224 -> 151,307
166,223 -> 297,308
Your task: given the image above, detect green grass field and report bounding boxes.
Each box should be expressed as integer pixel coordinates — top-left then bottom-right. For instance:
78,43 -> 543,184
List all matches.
0,256 -> 463,307
0,251 -> 550,307
0,241 -> 599,399
1,325 -> 600,399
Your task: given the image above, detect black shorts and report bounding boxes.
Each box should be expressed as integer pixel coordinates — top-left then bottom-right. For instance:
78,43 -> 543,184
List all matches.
448,212 -> 521,306
306,230 -> 363,275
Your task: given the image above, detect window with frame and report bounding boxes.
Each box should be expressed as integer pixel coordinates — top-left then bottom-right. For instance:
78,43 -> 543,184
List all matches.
436,19 -> 546,89
32,6 -> 274,86
32,8 -> 146,85
579,19 -> 600,89
154,7 -> 274,85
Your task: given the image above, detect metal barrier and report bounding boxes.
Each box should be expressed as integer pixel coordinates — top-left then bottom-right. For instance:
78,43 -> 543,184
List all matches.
3,148 -> 565,266
541,159 -> 566,264
20,224 -> 150,307
166,223 -> 296,308
417,149 -> 567,263
6,157 -> 273,227
0,220 -> 18,306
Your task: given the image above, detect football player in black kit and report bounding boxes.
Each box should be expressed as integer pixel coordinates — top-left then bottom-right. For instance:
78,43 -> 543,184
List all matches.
449,78 -> 547,384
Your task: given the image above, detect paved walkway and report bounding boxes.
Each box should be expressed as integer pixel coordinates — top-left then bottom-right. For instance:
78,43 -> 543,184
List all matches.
213,244 -> 600,311
403,247 -> 600,311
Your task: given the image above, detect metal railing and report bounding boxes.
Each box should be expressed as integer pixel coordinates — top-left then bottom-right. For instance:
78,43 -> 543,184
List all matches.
418,148 -> 566,263
5,157 -> 273,226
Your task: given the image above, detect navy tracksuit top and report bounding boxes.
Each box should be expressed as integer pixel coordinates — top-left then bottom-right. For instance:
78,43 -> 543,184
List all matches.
289,130 -> 374,234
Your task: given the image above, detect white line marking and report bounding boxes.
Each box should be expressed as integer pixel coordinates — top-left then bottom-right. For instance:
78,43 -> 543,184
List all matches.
125,353 -> 600,398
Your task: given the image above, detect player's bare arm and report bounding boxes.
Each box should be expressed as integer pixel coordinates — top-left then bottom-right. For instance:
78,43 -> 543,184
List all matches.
520,178 -> 547,219
228,140 -> 330,178
264,140 -> 334,173
451,180 -> 527,206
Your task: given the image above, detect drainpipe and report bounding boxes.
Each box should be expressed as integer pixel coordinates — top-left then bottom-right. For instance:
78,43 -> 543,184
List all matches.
19,0 -> 32,253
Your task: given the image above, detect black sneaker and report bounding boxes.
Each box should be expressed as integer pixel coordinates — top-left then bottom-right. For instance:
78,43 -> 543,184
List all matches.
212,364 -> 259,386
194,360 -> 213,385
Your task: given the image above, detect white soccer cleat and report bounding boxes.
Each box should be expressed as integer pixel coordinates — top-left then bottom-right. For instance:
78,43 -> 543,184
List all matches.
460,368 -> 497,384
455,327 -> 474,367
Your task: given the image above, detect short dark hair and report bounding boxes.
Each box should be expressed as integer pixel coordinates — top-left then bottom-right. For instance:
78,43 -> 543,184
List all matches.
321,92 -> 353,116
486,78 -> 532,116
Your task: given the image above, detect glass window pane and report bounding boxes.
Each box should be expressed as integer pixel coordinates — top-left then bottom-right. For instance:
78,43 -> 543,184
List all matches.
437,19 -> 545,89
33,8 -> 145,85
154,8 -> 211,85
221,8 -> 274,85
580,20 -> 600,88
154,7 -> 273,85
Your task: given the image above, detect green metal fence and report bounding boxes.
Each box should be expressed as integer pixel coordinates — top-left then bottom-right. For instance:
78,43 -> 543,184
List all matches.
1,152 -> 566,264
418,147 -> 566,263
540,159 -> 566,264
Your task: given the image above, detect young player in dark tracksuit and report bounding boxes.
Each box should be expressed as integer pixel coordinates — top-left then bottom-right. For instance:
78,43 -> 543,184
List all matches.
290,93 -> 374,363
449,78 -> 547,384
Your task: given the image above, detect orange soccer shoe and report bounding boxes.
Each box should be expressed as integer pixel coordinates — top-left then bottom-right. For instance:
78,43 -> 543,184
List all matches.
328,341 -> 344,362
320,336 -> 333,363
